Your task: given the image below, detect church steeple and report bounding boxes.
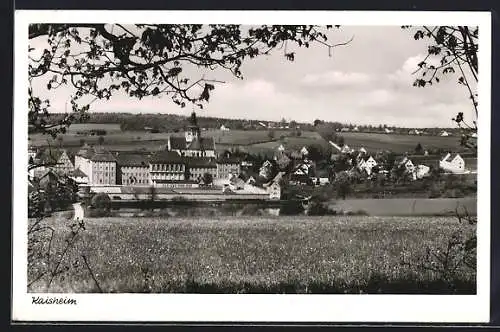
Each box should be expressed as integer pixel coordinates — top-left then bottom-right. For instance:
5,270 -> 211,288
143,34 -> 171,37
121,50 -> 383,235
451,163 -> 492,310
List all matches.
185,111 -> 200,143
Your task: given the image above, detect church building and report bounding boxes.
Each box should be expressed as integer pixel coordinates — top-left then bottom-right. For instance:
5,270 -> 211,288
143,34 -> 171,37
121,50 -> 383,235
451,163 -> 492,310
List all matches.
167,111 -> 216,158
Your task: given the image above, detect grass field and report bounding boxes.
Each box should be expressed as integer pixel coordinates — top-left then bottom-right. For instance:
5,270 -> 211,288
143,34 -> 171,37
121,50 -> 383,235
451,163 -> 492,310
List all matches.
28,128 -> 322,150
330,197 -> 476,216
339,132 -> 470,153
66,123 -> 122,133
29,215 -> 476,294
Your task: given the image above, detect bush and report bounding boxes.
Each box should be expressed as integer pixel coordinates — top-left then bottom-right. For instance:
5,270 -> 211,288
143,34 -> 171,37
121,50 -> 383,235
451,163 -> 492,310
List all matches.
306,202 -> 336,216
91,193 -> 111,209
89,193 -> 112,217
280,200 -> 304,215
239,204 -> 263,216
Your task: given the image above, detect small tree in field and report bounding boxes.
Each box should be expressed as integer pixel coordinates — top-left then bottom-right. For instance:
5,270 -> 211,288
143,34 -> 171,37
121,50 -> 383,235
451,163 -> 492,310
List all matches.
415,142 -> 424,155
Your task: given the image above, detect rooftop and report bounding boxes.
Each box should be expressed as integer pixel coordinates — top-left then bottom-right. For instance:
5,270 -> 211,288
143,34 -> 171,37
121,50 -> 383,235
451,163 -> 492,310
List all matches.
149,151 -> 185,164
116,153 -> 150,167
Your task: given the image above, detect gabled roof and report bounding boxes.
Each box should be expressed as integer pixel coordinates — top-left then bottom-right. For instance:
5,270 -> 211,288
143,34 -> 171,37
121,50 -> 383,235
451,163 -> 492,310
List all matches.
149,151 -> 185,164
187,137 -> 215,151
169,136 -> 187,150
187,157 -> 217,168
91,149 -> 117,162
116,153 -> 149,167
70,168 -> 87,178
217,156 -> 240,165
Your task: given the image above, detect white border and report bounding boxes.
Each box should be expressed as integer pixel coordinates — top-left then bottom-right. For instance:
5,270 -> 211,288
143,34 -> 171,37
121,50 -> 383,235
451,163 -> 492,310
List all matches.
13,10 -> 491,323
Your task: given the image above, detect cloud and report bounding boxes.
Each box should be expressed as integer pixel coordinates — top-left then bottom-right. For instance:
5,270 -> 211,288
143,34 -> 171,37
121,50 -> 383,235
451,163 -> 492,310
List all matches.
301,71 -> 372,87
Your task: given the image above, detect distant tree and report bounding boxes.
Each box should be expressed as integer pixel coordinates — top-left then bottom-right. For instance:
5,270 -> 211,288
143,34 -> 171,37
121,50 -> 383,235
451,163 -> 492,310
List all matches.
290,120 -> 297,128
337,136 -> 345,147
313,119 -> 324,127
201,172 -> 213,186
415,142 -> 424,155
97,135 -> 104,145
306,144 -> 324,162
296,129 -> 302,137
335,173 -> 351,200
384,152 -> 397,170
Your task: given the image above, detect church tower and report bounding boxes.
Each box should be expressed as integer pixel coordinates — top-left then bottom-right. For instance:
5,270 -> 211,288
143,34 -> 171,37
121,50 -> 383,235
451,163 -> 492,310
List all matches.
185,111 -> 201,143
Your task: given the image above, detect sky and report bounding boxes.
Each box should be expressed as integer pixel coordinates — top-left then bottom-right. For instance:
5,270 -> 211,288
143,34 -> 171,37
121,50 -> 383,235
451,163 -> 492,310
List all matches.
30,25 -> 477,128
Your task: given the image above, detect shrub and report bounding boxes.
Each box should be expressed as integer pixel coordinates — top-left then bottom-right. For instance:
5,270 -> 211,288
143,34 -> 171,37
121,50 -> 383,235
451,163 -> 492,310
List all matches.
239,204 -> 263,216
306,202 -> 336,216
89,193 -> 112,217
280,200 -> 304,215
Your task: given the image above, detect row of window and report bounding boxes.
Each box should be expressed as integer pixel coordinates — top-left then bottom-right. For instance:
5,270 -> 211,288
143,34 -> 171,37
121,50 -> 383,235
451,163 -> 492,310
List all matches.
151,173 -> 184,180
151,164 -> 185,172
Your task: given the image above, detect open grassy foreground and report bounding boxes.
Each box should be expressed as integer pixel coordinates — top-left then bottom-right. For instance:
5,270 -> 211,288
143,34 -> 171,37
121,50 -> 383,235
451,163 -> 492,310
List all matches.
28,215 -> 476,294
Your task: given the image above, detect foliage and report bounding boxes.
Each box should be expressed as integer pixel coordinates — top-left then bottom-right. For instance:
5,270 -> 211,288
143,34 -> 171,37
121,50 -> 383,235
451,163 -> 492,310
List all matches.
403,25 -> 478,149
415,142 -> 424,155
201,172 -> 214,186
28,24 -> 351,137
401,207 -> 476,289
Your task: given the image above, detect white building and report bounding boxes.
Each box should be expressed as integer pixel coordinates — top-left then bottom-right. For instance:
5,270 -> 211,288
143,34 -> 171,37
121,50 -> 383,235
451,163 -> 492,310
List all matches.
358,156 -> 378,175
413,164 -> 430,180
220,124 -> 230,131
399,157 -> 415,173
259,160 -> 274,180
440,130 -> 450,137
439,153 -> 465,174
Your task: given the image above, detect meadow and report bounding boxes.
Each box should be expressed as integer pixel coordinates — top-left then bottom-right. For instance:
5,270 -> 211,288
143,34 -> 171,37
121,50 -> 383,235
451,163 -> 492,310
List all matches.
28,215 -> 476,294
339,132 -> 469,153
330,197 -> 477,216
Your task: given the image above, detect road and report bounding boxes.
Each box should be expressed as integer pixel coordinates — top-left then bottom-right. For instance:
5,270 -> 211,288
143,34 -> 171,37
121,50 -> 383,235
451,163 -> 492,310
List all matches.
72,202 -> 84,220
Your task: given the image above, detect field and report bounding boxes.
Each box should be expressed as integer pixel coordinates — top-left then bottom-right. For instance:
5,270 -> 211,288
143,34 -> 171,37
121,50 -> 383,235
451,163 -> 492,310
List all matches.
29,215 -> 476,294
66,123 -> 122,133
330,197 -> 477,216
339,132 -> 469,153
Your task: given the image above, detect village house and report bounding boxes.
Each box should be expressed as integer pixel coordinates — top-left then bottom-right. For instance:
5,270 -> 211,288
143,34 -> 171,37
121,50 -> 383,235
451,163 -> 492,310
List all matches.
259,160 -> 274,180
69,168 -> 89,184
439,153 -> 465,174
413,164 -> 431,180
300,146 -> 309,157
398,156 -> 415,174
116,153 -> 150,186
33,148 -> 75,176
440,130 -> 450,137
357,155 -> 378,175
268,181 -> 282,200
220,124 -> 230,131
290,159 -> 314,184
